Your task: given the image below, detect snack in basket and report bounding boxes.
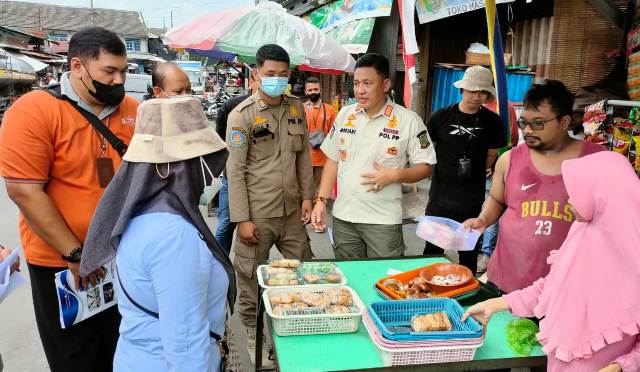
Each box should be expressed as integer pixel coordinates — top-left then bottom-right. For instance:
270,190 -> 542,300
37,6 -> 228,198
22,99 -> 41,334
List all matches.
324,273 -> 342,283
429,274 -> 465,286
303,273 -> 322,283
326,305 -> 351,314
271,259 -> 301,268
301,292 -> 331,308
272,304 -> 293,316
265,267 -> 295,275
327,287 -> 353,306
382,279 -> 405,297
269,292 -> 301,305
411,312 -> 452,332
266,278 -> 299,286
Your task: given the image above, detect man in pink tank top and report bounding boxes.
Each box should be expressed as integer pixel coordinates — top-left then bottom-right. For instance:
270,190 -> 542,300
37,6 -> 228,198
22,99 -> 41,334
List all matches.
464,80 -> 603,293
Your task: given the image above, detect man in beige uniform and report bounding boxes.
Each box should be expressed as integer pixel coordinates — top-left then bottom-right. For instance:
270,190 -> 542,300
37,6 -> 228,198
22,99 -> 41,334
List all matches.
225,44 -> 314,364
312,53 -> 437,258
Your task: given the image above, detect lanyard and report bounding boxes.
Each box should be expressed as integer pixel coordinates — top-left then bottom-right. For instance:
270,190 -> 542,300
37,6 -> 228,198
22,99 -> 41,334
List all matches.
310,103 -> 326,131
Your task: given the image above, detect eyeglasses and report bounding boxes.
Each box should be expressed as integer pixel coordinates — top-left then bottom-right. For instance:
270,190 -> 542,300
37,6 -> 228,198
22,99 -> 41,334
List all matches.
516,117 -> 557,131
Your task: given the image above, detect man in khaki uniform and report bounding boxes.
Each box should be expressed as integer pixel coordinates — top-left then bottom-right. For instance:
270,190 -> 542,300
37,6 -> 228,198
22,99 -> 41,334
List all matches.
225,44 -> 314,364
312,53 -> 437,258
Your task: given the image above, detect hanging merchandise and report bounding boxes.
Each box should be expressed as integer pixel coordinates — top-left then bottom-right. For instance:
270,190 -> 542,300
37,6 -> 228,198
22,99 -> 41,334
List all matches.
628,52 -> 640,100
583,101 -> 608,145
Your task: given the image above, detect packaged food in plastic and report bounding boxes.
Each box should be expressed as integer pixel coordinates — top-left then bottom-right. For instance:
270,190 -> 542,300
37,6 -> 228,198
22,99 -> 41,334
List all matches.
416,216 -> 481,251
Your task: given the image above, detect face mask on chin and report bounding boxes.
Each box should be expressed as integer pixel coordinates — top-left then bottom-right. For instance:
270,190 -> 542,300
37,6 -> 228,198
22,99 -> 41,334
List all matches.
80,62 -> 125,106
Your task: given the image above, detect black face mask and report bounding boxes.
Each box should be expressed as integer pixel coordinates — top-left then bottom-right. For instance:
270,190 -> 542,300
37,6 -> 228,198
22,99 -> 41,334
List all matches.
308,93 -> 321,103
81,63 -> 125,106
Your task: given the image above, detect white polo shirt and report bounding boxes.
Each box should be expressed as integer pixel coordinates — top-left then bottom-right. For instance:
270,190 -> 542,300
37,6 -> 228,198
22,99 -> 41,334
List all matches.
321,98 -> 436,224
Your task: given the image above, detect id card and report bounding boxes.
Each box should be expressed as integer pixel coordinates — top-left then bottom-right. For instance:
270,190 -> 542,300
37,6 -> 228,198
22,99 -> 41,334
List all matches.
96,157 -> 114,188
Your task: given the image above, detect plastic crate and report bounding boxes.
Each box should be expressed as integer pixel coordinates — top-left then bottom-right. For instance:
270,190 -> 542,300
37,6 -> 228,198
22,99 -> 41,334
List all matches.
368,298 -> 483,341
264,286 -> 364,336
362,311 -> 483,366
416,215 -> 481,251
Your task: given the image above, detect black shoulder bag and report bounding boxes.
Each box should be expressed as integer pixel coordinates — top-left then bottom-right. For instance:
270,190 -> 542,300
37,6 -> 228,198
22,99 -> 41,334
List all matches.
44,85 -> 128,158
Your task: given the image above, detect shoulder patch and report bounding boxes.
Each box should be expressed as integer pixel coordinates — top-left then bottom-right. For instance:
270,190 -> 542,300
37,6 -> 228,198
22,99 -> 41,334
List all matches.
230,127 -> 248,148
417,130 -> 430,149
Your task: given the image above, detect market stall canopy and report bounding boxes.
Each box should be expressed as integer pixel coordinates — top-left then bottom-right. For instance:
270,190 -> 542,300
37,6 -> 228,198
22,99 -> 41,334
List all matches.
164,1 -> 356,73
0,48 -> 48,74
302,0 -> 392,56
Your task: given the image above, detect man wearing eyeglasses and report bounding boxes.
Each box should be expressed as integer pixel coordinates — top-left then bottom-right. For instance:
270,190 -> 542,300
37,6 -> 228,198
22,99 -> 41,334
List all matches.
423,66 -> 506,275
463,80 -> 603,293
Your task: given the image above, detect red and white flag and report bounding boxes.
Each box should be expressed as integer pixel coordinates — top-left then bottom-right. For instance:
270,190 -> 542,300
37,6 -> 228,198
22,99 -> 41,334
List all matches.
398,0 -> 418,108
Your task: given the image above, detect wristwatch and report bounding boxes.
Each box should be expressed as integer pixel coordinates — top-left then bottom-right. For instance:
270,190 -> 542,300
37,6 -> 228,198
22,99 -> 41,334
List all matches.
61,246 -> 83,263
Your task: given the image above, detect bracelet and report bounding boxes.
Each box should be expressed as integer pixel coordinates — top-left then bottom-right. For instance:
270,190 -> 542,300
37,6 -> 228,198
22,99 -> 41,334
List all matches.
314,196 -> 328,205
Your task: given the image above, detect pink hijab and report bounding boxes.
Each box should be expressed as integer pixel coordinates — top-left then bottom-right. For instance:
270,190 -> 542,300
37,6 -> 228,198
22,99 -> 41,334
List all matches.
533,151 -> 640,362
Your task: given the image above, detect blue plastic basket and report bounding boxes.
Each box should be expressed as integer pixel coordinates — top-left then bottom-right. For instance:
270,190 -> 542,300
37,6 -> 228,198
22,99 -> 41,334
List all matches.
368,298 -> 483,341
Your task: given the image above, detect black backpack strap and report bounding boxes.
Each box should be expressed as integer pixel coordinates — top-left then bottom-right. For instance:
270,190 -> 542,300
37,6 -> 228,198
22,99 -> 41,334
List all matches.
43,88 -> 128,158
115,266 -> 223,343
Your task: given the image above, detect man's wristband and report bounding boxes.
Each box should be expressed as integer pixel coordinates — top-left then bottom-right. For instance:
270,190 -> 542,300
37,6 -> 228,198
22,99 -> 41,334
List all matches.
314,196 -> 328,205
61,246 -> 83,263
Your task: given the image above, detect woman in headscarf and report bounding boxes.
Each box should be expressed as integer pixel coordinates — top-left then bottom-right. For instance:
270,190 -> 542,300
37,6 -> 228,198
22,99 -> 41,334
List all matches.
463,151 -> 640,372
80,97 -> 236,372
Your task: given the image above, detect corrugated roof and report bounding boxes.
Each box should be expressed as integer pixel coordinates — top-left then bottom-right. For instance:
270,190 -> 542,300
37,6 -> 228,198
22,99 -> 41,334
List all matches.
0,1 -> 147,37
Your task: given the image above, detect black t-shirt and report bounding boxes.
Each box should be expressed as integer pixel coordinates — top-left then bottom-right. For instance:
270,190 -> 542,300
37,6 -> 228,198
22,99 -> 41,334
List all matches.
426,104 -> 506,217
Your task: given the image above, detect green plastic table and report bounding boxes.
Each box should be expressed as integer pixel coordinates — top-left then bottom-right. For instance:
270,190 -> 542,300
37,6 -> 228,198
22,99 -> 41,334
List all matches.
265,256 -> 546,372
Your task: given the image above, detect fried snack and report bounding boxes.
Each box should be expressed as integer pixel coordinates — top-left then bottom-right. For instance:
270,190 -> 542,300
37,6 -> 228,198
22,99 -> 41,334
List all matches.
271,259 -> 301,268
269,292 -> 302,304
325,305 -> 351,314
303,273 -> 321,284
266,278 -> 300,286
324,273 -> 342,283
405,287 -> 419,299
301,292 -> 331,308
327,288 -> 353,306
272,304 -> 293,316
264,267 -> 295,275
411,312 -> 453,332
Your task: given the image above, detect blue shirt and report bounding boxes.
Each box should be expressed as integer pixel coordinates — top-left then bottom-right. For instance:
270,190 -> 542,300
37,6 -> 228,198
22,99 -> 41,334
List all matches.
114,212 -> 228,372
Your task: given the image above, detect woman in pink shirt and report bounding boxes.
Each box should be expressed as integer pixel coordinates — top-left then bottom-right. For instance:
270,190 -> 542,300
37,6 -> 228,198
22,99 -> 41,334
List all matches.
463,151 -> 640,372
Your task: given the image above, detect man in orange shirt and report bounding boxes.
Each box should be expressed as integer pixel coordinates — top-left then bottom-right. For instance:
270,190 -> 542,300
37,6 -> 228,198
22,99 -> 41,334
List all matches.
0,27 -> 137,372
304,77 -> 336,232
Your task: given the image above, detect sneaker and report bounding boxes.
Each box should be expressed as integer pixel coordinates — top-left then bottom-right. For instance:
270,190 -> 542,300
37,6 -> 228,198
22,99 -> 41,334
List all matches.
246,327 -> 274,367
477,254 -> 490,275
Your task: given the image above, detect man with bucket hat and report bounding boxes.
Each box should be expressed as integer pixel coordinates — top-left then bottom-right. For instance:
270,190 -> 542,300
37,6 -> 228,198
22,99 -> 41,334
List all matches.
423,65 -> 506,275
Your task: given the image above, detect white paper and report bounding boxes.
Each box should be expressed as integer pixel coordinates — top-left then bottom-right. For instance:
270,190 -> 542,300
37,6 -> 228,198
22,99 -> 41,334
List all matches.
0,248 -> 25,303
55,260 -> 118,329
386,268 -> 403,276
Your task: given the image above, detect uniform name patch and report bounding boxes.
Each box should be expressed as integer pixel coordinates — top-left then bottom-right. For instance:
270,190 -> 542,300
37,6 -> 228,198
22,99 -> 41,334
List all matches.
340,128 -> 357,134
417,130 -> 430,149
230,128 -> 247,147
287,118 -> 303,125
379,132 -> 400,140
